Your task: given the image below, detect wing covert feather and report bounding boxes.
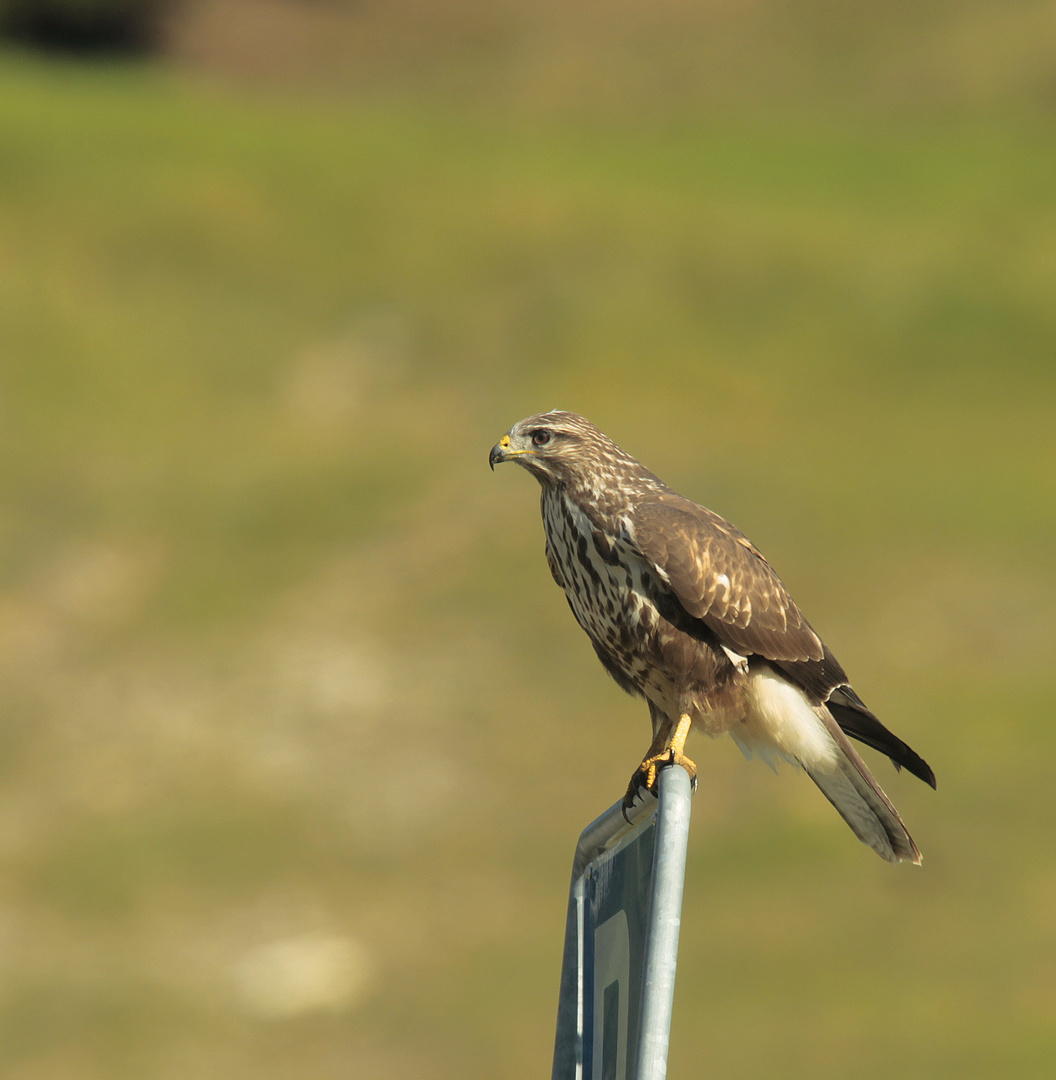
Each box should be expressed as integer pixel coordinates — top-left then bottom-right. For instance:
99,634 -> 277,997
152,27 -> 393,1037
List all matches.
632,492 -> 825,664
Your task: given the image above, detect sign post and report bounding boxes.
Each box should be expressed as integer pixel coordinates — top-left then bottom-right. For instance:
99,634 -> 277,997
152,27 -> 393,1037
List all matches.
552,765 -> 693,1080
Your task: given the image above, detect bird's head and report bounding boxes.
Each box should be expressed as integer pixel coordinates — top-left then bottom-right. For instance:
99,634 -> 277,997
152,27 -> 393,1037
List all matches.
489,411 -> 605,485
489,411 -> 651,493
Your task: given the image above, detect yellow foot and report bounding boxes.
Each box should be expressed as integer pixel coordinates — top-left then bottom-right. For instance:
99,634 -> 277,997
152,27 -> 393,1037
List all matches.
622,748 -> 698,812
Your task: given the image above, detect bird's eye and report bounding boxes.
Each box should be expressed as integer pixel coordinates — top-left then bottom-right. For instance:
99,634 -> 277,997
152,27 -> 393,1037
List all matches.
531,429 -> 552,447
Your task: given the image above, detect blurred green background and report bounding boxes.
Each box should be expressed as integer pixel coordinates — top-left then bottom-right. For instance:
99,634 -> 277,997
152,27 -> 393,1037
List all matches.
1,2 -> 1055,1078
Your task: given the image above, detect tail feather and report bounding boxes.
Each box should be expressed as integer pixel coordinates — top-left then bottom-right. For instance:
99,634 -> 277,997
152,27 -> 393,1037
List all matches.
805,708 -> 922,864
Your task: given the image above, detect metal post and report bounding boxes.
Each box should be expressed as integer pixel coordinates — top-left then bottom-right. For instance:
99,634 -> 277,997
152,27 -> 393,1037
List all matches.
634,764 -> 693,1080
551,764 -> 693,1080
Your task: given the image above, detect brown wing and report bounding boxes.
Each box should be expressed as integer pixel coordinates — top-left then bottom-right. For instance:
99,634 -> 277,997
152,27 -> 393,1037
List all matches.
631,491 -> 937,788
631,491 -> 824,664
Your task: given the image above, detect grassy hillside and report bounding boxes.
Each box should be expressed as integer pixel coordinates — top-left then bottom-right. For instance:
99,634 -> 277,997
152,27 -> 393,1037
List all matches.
168,0 -> 1056,118
0,22 -> 1054,1080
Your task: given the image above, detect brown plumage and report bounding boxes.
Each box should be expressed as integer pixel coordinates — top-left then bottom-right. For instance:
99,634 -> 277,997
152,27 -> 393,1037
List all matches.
490,410 -> 935,863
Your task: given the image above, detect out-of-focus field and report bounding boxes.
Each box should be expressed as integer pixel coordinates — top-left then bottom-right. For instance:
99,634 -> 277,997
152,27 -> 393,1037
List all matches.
1,3 -> 1055,1078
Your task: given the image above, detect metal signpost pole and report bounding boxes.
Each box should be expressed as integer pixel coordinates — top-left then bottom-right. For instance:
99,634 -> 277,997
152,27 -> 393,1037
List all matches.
633,765 -> 693,1080
552,764 -> 693,1080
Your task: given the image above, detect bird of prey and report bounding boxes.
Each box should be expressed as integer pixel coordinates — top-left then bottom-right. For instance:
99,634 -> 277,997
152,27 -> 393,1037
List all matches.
490,411 -> 934,863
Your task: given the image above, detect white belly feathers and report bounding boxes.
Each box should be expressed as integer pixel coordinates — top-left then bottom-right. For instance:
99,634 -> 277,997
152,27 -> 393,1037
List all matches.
734,666 -> 839,773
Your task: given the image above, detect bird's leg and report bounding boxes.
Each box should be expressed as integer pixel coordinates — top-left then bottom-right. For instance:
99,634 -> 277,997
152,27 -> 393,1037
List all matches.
669,712 -> 694,768
623,713 -> 697,811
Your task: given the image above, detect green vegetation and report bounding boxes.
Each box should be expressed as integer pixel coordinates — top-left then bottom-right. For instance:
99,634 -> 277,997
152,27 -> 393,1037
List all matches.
1,9 -> 1055,1077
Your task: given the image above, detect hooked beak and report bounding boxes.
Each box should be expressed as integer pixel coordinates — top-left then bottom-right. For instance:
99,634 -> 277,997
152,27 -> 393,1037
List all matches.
489,433 -> 513,470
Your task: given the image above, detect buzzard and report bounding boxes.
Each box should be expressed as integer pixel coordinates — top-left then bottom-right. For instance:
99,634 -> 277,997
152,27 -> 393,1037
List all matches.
490,411 -> 934,863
